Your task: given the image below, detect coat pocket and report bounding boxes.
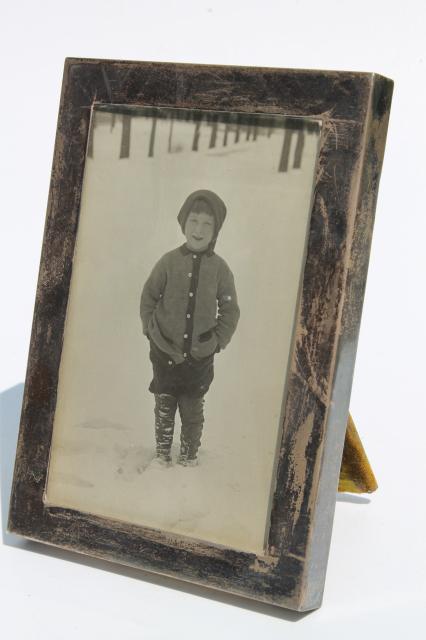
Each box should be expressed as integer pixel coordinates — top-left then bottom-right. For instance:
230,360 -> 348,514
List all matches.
194,327 -> 218,358
199,328 -> 214,343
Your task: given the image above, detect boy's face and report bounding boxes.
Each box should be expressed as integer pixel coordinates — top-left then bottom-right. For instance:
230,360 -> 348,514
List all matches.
184,211 -> 215,251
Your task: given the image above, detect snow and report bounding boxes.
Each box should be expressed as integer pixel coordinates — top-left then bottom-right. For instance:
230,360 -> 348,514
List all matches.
45,109 -> 320,554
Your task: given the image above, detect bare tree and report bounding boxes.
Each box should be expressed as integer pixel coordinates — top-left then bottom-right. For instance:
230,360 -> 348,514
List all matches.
120,114 -> 131,158
306,121 -> 317,135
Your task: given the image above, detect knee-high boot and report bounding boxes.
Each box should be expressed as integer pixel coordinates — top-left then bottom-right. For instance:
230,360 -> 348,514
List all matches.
177,394 -> 205,465
154,393 -> 177,462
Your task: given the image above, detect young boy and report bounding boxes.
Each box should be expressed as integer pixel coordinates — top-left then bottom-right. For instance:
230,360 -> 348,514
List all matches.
140,189 -> 240,467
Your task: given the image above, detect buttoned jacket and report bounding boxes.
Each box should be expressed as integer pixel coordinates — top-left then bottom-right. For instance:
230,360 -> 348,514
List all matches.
140,244 -> 240,364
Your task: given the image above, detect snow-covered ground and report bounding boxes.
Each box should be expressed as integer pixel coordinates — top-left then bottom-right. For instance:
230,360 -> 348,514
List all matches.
45,110 -> 320,554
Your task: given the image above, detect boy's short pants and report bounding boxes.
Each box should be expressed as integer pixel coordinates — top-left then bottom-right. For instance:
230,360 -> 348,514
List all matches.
148,339 -> 214,398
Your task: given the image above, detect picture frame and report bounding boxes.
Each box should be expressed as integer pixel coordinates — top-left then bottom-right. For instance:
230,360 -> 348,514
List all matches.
8,58 -> 392,611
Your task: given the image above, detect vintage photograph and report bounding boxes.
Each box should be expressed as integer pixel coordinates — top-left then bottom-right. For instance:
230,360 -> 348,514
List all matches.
44,105 -> 321,554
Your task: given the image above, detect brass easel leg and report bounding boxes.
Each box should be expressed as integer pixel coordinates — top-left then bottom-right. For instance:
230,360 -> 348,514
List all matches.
338,413 -> 378,494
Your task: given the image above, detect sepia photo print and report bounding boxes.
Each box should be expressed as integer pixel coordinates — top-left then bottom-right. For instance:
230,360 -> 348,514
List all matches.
44,105 -> 321,554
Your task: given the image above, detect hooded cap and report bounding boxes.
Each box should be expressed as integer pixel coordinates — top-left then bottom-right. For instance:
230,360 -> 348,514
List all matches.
177,189 -> 227,240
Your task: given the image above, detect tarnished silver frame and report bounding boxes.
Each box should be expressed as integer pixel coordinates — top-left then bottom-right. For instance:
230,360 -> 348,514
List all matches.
8,58 -> 392,611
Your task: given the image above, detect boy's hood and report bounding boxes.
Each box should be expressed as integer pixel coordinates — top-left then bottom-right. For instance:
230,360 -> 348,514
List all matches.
177,189 -> 227,239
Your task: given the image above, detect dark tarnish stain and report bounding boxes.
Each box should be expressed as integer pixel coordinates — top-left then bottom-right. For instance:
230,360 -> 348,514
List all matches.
100,65 -> 113,102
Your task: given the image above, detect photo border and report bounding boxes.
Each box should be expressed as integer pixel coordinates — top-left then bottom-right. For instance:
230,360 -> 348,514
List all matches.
8,58 -> 392,611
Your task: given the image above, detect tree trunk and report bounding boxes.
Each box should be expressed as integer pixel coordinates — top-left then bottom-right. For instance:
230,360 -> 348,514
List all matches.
168,114 -> 175,153
120,114 -> 131,158
209,121 -> 218,148
192,120 -> 201,151
278,128 -> 293,172
293,129 -> 305,169
235,124 -> 240,143
148,116 -> 157,158
223,123 -> 230,146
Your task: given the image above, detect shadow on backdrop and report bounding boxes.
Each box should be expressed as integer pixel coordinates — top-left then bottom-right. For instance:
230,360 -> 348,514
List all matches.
0,382 -> 311,622
336,493 -> 371,505
0,382 -> 26,547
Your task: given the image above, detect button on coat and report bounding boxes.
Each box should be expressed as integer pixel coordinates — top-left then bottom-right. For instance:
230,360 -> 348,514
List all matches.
140,244 -> 240,364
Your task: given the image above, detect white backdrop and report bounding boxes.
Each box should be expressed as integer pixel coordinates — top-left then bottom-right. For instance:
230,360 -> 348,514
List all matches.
1,1 -> 425,638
